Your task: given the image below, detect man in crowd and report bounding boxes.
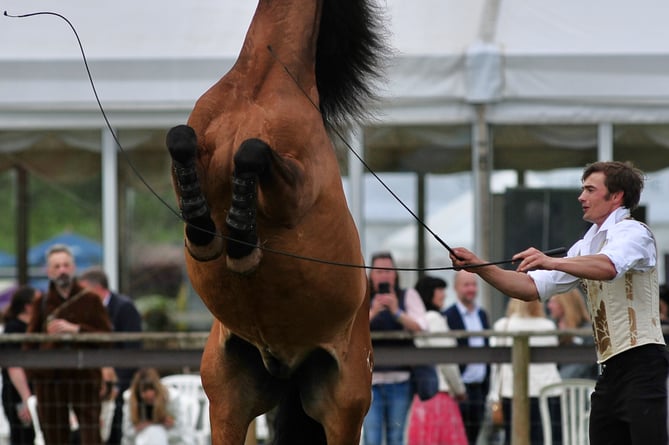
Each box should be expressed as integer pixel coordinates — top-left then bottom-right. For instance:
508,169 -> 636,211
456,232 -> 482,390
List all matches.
80,267 -> 143,445
26,244 -> 112,445
443,270 -> 490,445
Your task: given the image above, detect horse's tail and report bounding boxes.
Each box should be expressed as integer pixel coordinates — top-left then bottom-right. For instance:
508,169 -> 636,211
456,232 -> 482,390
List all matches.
271,381 -> 326,445
317,0 -> 389,125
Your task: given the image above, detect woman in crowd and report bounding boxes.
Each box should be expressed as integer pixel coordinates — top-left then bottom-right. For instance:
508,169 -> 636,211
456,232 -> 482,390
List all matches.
407,275 -> 467,445
489,299 -> 562,445
1,286 -> 38,445
122,368 -> 194,445
364,251 -> 428,445
547,288 -> 598,380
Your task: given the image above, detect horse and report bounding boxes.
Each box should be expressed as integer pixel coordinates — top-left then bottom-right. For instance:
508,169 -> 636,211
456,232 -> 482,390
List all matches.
165,1 -> 386,444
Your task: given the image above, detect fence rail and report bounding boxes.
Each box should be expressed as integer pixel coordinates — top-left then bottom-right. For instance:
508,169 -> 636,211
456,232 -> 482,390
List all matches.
0,329 -> 598,368
0,329 -> 609,445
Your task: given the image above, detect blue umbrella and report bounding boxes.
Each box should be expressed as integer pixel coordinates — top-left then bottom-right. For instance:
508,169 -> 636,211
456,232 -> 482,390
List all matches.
0,250 -> 15,267
28,232 -> 103,269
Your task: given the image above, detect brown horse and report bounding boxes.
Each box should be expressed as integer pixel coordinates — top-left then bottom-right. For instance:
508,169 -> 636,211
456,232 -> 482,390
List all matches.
166,1 -> 386,444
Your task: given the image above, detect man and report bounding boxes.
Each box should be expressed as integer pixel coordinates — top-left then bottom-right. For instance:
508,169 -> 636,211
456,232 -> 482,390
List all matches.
451,161 -> 668,445
443,270 -> 490,445
79,267 -> 143,445
26,244 -> 112,445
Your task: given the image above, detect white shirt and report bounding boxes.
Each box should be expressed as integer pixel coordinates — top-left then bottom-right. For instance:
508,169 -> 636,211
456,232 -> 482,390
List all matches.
529,207 -> 656,301
455,301 -> 487,384
489,316 -> 562,399
415,311 -> 465,396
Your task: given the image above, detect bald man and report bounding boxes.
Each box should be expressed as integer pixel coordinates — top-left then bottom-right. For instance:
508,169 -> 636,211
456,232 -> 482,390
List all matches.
443,270 -> 490,445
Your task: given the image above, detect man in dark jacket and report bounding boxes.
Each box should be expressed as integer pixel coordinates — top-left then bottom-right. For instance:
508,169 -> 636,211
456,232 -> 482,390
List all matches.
444,270 -> 490,445
26,244 -> 112,445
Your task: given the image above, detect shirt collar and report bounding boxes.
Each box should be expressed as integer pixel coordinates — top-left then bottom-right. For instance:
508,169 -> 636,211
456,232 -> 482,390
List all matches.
455,299 -> 478,316
102,292 -> 111,307
593,206 -> 630,235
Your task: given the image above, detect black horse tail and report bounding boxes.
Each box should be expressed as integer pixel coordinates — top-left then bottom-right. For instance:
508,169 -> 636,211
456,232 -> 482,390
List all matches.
271,381 -> 326,445
317,0 -> 389,126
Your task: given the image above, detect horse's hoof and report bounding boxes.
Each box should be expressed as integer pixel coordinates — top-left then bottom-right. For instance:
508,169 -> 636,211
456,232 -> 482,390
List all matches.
185,236 -> 224,262
226,247 -> 262,274
166,125 -> 197,163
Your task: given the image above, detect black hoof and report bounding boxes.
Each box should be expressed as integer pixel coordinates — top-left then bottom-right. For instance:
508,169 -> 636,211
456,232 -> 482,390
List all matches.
166,125 -> 197,163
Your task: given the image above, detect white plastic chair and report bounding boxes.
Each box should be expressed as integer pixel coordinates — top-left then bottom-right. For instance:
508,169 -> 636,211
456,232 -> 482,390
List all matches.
0,374 -> 7,445
539,378 -> 596,445
160,374 -> 210,445
26,395 -> 45,445
0,406 -> 8,445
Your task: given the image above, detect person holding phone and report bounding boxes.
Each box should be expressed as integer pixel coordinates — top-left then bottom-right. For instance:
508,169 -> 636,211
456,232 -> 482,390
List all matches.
363,251 -> 428,445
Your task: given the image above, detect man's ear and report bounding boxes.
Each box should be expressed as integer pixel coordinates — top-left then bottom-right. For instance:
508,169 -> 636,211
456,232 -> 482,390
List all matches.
611,190 -> 624,206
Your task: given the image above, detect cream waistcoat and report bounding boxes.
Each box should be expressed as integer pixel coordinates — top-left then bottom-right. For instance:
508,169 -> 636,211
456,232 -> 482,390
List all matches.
582,266 -> 664,363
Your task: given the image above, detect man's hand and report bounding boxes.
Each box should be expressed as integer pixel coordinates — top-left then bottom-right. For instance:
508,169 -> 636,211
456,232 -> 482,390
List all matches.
512,247 -> 555,273
46,318 -> 80,334
449,247 -> 484,270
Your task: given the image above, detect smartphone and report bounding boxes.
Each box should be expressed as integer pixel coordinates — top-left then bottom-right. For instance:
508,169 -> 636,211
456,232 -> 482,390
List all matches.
378,282 -> 391,294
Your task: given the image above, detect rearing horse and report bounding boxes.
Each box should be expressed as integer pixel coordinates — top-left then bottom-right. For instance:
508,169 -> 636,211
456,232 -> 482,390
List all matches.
166,1 -> 385,444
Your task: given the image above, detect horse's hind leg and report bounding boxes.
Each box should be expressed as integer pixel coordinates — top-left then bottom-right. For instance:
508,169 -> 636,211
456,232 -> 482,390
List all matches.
299,303 -> 373,445
225,138 -> 271,272
166,125 -> 223,261
201,322 -> 283,445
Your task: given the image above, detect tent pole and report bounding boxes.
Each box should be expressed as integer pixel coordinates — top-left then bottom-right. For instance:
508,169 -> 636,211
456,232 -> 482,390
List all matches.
473,105 -> 492,311
102,127 -> 119,291
598,123 -> 613,161
15,164 -> 29,285
417,172 -> 426,279
348,125 -> 366,257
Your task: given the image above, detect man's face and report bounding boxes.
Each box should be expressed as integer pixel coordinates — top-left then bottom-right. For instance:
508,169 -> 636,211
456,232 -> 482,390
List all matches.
578,171 -> 622,226
454,271 -> 478,306
46,251 -> 75,289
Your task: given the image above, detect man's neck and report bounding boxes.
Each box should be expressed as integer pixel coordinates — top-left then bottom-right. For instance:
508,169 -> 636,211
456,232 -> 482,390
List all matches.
458,299 -> 476,313
56,286 -> 72,299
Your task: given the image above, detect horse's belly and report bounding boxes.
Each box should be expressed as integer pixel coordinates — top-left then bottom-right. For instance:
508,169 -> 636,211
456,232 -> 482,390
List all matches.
188,252 -> 366,366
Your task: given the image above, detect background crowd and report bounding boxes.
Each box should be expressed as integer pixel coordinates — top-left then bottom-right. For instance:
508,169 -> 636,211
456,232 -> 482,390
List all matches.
1,206 -> 667,445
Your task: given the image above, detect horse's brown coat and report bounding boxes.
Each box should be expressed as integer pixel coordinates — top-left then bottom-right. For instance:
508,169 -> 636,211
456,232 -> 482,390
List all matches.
171,1 -> 373,443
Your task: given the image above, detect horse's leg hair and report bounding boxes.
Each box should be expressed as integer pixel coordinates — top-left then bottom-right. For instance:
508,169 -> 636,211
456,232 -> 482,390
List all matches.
166,125 -> 222,259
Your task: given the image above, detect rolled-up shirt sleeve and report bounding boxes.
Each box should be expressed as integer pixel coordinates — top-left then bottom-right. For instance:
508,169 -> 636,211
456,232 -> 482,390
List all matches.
528,241 -> 582,302
599,221 -> 656,278
529,269 -> 580,302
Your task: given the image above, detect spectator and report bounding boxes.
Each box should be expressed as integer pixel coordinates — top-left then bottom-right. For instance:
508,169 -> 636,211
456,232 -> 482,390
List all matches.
489,299 -> 562,445
407,275 -> 467,445
1,286 -> 38,445
122,368 -> 194,445
659,284 -> 669,343
25,244 -> 112,445
79,267 -> 143,445
443,270 -> 490,445
364,251 -> 428,445
547,288 -> 598,379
